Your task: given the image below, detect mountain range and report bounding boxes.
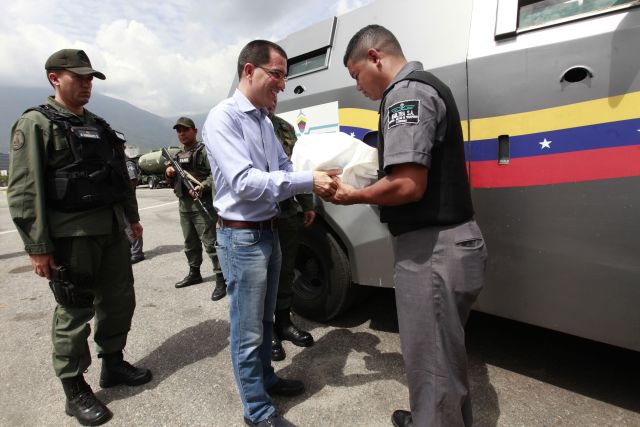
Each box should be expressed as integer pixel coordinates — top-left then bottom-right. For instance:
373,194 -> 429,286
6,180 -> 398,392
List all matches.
0,86 -> 210,156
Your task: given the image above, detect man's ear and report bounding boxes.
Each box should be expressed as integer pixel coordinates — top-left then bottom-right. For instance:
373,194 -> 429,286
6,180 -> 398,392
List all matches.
367,48 -> 382,65
48,71 -> 60,86
243,63 -> 256,82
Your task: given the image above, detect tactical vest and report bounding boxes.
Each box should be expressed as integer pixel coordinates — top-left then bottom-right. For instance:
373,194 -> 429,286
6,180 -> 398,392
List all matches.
173,143 -> 210,198
377,70 -> 474,236
27,104 -> 130,212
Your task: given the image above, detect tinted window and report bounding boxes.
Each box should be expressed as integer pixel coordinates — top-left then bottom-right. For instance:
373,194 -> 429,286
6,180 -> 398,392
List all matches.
519,0 -> 638,29
288,48 -> 330,78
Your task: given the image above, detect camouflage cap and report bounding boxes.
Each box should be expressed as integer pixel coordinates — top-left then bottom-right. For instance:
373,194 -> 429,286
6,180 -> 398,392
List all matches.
173,117 -> 196,129
45,49 -> 106,80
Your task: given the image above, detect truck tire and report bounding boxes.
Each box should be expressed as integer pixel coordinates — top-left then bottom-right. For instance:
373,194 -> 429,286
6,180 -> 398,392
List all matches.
292,222 -> 353,321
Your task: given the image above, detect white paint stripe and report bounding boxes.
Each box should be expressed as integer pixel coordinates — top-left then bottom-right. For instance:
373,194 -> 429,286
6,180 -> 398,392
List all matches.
0,201 -> 177,235
138,201 -> 178,211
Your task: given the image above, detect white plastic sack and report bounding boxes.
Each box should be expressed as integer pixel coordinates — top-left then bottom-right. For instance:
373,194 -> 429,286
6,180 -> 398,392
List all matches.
291,132 -> 378,188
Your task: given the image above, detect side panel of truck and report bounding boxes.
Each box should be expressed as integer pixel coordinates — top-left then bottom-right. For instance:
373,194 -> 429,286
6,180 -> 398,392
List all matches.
468,0 -> 640,350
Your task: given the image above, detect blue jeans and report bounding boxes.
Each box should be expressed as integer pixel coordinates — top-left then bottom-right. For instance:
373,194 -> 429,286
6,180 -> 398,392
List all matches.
215,226 -> 281,422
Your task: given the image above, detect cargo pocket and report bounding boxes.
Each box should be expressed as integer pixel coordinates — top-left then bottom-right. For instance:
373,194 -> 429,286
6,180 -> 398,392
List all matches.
453,221 -> 488,300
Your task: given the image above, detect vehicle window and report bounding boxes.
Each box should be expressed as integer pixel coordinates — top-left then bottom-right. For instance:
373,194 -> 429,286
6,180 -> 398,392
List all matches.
288,48 -> 331,79
519,0 -> 638,29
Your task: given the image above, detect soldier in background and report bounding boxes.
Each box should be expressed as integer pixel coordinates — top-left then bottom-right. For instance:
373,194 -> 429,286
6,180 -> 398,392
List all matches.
165,117 -> 226,300
7,49 -> 151,426
125,152 -> 145,263
268,104 -> 316,361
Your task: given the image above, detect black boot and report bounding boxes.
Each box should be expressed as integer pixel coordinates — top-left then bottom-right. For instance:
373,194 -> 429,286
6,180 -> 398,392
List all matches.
211,273 -> 227,301
175,266 -> 203,288
271,326 -> 286,361
274,310 -> 314,347
61,375 -> 112,426
99,351 -> 152,388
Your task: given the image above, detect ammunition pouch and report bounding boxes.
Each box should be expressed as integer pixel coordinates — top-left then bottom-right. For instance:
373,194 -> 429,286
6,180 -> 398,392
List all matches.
48,266 -> 94,308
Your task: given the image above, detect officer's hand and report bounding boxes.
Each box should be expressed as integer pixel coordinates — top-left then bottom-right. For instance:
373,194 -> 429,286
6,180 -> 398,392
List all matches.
188,185 -> 202,199
312,169 -> 341,197
130,222 -> 143,239
325,177 -> 356,205
30,254 -> 57,279
166,166 -> 176,177
303,210 -> 316,227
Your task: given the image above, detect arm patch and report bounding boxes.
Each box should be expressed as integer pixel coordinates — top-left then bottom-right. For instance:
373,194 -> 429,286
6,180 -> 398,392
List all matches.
12,130 -> 25,150
387,100 -> 420,129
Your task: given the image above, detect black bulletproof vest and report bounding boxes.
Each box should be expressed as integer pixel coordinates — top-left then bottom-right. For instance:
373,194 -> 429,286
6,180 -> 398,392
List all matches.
377,70 -> 474,236
173,143 -> 210,198
28,104 -> 129,212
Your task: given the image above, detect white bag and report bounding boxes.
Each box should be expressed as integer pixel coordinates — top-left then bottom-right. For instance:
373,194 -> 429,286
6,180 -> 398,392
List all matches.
291,132 -> 378,188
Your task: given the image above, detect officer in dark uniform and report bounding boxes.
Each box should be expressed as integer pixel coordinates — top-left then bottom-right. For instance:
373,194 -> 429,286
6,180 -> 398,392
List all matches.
125,152 -> 145,263
268,106 -> 316,361
332,26 -> 488,427
165,117 -> 226,300
7,49 -> 152,426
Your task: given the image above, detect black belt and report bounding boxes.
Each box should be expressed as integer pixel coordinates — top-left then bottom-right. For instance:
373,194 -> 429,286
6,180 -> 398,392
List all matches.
218,217 -> 278,230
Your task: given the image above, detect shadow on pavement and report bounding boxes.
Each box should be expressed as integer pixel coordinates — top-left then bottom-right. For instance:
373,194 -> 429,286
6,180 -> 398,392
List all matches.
96,318 -> 229,404
466,311 -> 640,414
141,244 -> 184,260
273,328 -> 405,414
0,250 -> 28,261
295,287 -> 500,426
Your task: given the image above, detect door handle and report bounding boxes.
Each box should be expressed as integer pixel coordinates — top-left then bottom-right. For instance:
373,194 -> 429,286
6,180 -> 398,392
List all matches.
560,66 -> 594,83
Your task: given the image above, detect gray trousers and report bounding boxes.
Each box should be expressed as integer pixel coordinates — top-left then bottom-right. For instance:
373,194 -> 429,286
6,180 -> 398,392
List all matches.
393,220 -> 487,427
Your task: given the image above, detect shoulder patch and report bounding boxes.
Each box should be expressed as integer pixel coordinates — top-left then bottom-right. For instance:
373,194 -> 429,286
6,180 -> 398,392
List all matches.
387,100 -> 420,129
12,130 -> 25,151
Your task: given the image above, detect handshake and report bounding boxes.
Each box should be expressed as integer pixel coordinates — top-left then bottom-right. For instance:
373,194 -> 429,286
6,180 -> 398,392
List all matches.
312,170 -> 355,205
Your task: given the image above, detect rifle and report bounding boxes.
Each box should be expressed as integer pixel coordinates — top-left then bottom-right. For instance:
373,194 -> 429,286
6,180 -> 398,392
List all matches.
161,147 -> 213,221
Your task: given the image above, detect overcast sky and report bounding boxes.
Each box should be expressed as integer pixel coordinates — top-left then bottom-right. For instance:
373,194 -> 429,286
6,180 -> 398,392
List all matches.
0,0 -> 373,117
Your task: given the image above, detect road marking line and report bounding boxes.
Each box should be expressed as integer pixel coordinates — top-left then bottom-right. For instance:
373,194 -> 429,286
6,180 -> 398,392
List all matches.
139,201 -> 178,211
0,201 -> 178,234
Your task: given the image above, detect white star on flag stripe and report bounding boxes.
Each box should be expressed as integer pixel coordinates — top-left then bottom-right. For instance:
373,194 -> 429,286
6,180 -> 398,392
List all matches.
539,138 -> 552,149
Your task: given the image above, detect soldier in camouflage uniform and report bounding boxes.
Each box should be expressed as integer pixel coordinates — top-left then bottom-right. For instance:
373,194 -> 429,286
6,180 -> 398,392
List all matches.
7,49 -> 151,426
165,117 -> 226,301
269,106 -> 316,361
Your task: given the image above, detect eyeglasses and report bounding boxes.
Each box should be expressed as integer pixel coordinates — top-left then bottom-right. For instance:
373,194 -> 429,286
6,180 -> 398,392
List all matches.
256,65 -> 288,82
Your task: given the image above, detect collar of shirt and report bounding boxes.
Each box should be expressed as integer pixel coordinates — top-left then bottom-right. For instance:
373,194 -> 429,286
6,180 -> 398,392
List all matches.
233,89 -> 268,116
387,61 -> 424,91
47,96 -> 87,119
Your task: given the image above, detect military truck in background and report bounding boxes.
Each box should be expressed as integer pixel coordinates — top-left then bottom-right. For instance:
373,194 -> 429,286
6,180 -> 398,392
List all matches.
264,0 -> 640,352
137,147 -> 181,189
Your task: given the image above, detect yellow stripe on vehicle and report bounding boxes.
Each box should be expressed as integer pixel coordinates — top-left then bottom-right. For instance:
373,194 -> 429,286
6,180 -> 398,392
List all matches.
470,91 -> 640,140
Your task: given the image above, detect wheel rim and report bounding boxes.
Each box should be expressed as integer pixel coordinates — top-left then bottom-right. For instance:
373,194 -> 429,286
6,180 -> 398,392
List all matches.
293,246 -> 326,301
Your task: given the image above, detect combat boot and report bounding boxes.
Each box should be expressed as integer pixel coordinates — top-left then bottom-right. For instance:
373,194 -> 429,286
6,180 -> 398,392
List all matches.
271,325 -> 286,361
211,273 -> 227,301
175,266 -> 203,288
61,375 -> 112,426
99,351 -> 152,388
274,309 -> 314,347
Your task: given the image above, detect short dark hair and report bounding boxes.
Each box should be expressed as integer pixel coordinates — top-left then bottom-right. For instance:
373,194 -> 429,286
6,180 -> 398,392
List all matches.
237,40 -> 288,79
343,24 -> 404,67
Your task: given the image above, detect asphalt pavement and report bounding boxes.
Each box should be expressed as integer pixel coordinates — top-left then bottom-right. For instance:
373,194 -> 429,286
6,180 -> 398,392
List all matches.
0,188 -> 638,426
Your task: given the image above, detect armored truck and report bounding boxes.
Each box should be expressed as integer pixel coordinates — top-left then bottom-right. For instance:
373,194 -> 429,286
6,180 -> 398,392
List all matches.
268,0 -> 640,352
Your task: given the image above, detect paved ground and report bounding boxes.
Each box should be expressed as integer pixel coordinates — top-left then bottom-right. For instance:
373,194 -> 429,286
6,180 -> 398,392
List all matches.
0,188 -> 638,427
